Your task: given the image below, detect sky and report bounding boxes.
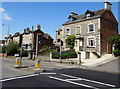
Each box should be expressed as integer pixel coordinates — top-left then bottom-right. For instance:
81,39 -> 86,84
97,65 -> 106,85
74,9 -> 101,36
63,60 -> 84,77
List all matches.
1,2 -> 119,41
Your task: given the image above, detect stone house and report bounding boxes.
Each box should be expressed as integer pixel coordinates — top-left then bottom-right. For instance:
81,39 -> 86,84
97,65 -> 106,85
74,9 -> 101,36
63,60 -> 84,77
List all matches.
4,34 -> 13,45
13,32 -> 22,46
56,1 -> 118,59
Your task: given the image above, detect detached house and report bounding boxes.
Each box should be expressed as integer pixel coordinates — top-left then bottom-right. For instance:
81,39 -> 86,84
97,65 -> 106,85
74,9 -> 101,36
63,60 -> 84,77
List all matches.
56,1 -> 118,59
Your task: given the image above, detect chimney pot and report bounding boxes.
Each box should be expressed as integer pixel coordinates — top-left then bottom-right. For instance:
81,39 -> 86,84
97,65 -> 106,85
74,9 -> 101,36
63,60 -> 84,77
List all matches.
36,24 -> 41,30
104,1 -> 112,11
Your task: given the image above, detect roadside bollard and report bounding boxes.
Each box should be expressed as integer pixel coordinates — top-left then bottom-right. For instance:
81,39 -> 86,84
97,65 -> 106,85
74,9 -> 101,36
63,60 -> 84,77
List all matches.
35,59 -> 41,68
16,57 -> 20,65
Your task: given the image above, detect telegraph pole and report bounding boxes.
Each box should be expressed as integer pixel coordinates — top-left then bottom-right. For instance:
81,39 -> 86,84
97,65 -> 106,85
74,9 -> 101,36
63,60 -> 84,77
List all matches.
2,24 -> 10,57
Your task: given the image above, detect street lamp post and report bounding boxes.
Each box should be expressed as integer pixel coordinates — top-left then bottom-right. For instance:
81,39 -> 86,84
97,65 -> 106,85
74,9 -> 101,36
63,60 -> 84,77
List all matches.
2,24 -> 10,57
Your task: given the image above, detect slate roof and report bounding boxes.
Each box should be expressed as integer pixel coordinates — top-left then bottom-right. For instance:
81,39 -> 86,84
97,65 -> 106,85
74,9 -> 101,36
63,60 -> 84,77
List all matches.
43,33 -> 53,40
63,9 -> 106,25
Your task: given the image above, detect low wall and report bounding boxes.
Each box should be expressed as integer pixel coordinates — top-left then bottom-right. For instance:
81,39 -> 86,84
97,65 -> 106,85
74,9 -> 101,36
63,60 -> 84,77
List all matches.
0,53 -> 6,57
50,58 -> 79,64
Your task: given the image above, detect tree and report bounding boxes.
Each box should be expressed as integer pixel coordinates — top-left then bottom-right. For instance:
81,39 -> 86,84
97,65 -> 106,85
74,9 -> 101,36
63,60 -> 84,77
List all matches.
2,46 -> 6,53
108,35 -> 120,57
65,35 -> 76,49
7,41 -> 19,56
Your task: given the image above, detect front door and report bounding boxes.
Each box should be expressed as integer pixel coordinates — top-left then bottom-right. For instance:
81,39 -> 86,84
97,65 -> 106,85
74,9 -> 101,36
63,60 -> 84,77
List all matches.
79,39 -> 83,51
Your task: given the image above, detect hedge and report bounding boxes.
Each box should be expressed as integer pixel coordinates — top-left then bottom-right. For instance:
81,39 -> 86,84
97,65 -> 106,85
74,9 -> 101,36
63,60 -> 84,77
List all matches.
113,49 -> 120,57
52,50 -> 77,59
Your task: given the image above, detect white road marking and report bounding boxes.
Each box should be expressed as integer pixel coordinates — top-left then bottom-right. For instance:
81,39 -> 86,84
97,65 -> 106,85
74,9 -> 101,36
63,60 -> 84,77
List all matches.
61,74 -> 115,87
61,74 -> 80,79
49,76 -> 98,89
65,78 -> 82,81
0,74 -> 39,82
40,73 -> 56,75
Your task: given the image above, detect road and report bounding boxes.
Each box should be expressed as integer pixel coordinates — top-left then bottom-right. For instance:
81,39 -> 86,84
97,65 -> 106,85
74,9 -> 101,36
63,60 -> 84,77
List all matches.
1,57 -> 120,88
1,68 -> 120,88
2,57 -> 67,79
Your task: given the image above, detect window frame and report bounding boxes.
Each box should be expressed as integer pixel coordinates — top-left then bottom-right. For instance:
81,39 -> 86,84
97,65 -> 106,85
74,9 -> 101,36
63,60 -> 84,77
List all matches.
66,28 -> 71,36
58,31 -> 60,35
88,23 -> 95,33
87,38 -> 95,47
57,39 -> 60,42
75,25 -> 81,35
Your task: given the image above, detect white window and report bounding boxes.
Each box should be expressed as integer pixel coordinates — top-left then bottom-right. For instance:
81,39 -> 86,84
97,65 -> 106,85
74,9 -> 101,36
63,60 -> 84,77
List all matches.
76,26 -> 80,35
89,24 -> 94,32
69,18 -> 73,22
75,41 -> 78,46
80,41 -> 83,46
66,29 -> 70,36
86,13 -> 91,19
88,38 -> 95,47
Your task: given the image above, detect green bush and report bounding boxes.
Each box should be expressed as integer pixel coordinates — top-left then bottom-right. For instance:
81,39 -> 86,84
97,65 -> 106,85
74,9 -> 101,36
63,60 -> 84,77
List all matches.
2,46 -> 6,53
52,50 -> 77,59
113,49 -> 120,57
21,49 -> 28,57
40,49 -> 57,56
7,41 -> 19,56
41,45 -> 49,50
52,53 -> 59,59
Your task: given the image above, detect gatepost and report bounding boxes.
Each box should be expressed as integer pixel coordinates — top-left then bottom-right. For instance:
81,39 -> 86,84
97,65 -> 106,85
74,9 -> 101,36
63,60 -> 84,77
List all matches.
77,52 -> 81,65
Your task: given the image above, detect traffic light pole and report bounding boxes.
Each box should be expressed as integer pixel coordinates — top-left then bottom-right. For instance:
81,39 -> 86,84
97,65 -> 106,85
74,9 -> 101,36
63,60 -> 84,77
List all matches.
36,33 -> 38,60
35,33 -> 38,68
19,45 -> 22,66
60,40 -> 62,63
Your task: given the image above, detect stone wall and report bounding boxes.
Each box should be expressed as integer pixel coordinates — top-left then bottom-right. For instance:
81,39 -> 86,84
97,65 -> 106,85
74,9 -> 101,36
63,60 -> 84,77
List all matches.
13,36 -> 19,43
22,33 -> 33,45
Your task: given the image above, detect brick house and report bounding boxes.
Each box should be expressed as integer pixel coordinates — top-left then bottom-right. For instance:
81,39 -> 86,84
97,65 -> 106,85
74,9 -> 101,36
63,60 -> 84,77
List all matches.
32,25 -> 54,51
56,1 -> 118,59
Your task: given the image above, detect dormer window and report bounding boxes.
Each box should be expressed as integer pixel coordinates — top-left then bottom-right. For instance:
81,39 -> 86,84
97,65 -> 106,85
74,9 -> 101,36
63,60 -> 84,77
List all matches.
86,13 -> 91,19
69,17 -> 73,22
85,10 -> 95,19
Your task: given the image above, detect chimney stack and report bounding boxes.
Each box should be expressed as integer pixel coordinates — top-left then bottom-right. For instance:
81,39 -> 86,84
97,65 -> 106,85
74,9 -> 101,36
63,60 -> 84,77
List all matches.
71,12 -> 78,16
36,24 -> 41,30
104,1 -> 112,11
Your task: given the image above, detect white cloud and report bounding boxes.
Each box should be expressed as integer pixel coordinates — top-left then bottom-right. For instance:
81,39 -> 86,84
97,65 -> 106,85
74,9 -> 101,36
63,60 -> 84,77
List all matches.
0,8 -> 12,20
0,8 -> 5,12
3,13 -> 12,20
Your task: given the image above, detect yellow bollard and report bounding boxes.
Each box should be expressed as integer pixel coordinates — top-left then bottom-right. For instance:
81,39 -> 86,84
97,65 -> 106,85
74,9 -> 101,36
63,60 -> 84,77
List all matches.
35,59 -> 41,68
16,57 -> 20,65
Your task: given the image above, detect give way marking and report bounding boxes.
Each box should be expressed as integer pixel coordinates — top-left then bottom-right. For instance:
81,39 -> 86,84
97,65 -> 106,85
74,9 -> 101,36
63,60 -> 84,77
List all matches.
49,73 -> 116,89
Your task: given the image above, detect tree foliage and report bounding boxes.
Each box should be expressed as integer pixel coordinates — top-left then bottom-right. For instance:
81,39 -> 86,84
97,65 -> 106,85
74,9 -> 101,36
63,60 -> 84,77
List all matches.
7,41 -> 19,56
108,35 -> 120,57
65,35 -> 76,49
2,46 -> 6,53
